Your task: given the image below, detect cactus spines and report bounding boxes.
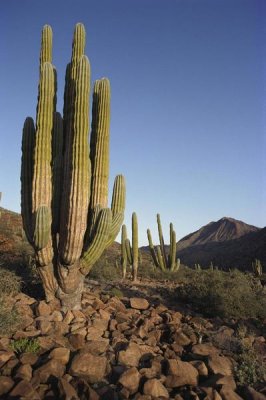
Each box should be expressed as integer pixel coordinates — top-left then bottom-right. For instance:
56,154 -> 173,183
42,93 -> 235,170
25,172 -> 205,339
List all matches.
33,206 -> 51,250
147,214 -> 180,272
40,25 -> 52,67
21,24 -> 126,309
59,55 -> 91,265
90,79 -> 110,210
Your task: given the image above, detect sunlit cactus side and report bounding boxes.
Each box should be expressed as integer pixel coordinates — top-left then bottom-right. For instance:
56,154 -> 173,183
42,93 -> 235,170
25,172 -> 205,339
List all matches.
147,214 -> 180,272
124,212 -> 139,281
252,259 -> 263,277
21,23 -> 126,309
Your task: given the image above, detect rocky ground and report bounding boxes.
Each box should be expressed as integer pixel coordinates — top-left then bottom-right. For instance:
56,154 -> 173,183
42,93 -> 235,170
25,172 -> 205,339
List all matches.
0,278 -> 265,400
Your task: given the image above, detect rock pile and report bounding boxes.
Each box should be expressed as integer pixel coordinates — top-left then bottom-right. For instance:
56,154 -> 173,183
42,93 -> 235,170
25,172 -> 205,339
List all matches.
0,286 -> 264,399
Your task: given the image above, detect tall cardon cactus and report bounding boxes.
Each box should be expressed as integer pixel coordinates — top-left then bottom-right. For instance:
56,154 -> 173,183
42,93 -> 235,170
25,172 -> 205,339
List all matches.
147,214 -> 180,272
21,24 -> 126,309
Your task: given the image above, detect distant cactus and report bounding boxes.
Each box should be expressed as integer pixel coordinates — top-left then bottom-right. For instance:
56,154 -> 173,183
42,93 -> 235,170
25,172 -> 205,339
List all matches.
252,259 -> 263,277
122,212 -> 139,281
121,224 -> 128,279
194,264 -> 201,271
147,214 -> 180,272
21,24 -> 126,309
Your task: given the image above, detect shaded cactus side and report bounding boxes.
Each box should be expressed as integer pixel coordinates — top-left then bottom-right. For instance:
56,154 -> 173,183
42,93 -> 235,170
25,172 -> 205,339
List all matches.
147,214 -> 180,272
21,24 -> 126,308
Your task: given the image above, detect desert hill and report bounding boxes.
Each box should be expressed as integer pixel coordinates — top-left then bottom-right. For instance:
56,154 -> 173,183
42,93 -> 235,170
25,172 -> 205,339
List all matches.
0,208 -> 265,271
177,217 -> 259,250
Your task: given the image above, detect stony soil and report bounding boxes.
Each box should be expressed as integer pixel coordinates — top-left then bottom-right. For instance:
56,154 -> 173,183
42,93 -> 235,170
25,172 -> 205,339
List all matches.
0,278 -> 265,400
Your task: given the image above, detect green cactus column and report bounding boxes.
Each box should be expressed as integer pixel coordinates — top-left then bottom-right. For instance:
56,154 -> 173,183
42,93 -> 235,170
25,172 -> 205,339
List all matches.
147,215 -> 179,272
21,23 -> 126,310
124,212 -> 139,282
121,224 -> 128,279
131,212 -> 139,282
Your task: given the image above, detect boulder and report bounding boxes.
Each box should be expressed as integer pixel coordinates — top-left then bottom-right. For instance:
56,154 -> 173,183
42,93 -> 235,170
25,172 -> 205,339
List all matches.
118,367 -> 141,394
208,354 -> 233,376
165,359 -> 198,387
0,376 -> 14,396
69,350 -> 107,383
143,378 -> 169,398
130,298 -> 149,310
49,347 -> 70,364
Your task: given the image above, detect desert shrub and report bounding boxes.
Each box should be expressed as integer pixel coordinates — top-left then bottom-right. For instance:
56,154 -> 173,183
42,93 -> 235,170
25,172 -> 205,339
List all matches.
89,258 -> 122,282
234,342 -> 266,385
10,338 -> 40,355
0,267 -> 22,296
0,299 -> 20,335
176,269 -> 266,319
108,287 -> 124,298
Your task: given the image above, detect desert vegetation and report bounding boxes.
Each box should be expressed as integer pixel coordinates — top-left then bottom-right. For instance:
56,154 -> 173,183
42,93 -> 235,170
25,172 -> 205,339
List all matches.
0,20 -> 265,400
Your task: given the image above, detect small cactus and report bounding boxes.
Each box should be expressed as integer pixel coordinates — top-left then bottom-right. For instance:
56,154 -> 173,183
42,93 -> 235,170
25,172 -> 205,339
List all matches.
147,214 -> 180,272
123,212 -> 139,281
252,259 -> 263,277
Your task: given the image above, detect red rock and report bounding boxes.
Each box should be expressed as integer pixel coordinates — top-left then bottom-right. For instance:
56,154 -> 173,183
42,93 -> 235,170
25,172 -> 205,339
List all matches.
36,300 -> 51,317
208,354 -> 234,376
9,380 -> 40,399
33,359 -> 65,383
220,387 -> 243,400
190,360 -> 208,376
143,378 -> 169,398
49,347 -> 70,364
118,367 -> 141,394
84,339 -> 109,355
58,378 -> 79,400
192,343 -> 220,357
15,363 -> 32,381
69,350 -> 107,383
118,342 -> 142,367
165,360 -> 198,387
0,376 -> 14,396
130,297 -> 149,310
68,333 -> 85,350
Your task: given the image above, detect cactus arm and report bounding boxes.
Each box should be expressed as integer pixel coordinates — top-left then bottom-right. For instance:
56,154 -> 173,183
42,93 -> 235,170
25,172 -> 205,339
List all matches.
157,214 -> 167,269
21,117 -> 35,243
169,229 -> 177,271
59,55 -> 91,265
147,229 -> 159,268
125,238 -> 133,265
81,209 -> 112,272
32,62 -> 54,266
104,174 -> 126,248
89,79 -> 110,209
156,245 -> 165,271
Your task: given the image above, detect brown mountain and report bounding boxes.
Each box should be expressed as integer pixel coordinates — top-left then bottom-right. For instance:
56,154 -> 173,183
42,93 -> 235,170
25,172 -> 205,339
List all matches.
175,217 -> 265,271
177,217 -> 259,250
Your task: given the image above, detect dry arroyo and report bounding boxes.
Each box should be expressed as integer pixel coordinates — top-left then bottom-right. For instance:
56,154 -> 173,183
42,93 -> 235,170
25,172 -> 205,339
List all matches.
0,280 -> 265,399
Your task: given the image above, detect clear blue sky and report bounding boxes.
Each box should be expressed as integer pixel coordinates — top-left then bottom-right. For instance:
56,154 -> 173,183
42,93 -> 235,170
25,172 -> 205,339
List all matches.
1,0 -> 265,245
